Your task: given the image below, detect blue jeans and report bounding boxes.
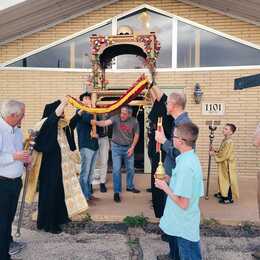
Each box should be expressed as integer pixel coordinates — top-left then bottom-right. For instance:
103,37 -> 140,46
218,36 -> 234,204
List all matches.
168,235 -> 202,260
111,142 -> 135,193
79,148 -> 98,200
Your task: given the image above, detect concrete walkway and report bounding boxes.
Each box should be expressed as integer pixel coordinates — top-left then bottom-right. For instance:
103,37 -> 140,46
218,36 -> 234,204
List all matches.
87,174 -> 259,225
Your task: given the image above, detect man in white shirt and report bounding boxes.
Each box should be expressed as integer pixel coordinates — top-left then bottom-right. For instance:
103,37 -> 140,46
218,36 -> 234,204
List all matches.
0,100 -> 31,260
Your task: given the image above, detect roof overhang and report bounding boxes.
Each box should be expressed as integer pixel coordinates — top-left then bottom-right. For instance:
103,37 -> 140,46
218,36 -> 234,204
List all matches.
179,0 -> 260,27
0,0 -> 119,46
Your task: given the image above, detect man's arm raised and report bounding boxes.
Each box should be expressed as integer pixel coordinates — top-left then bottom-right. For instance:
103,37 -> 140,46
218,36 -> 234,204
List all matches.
149,83 -> 164,102
91,119 -> 113,127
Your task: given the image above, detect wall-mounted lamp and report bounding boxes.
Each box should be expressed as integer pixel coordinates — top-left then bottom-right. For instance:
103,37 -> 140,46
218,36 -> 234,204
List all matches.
194,83 -> 203,104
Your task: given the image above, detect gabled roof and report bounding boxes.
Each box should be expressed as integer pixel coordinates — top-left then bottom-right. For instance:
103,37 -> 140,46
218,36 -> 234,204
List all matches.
179,0 -> 260,26
0,0 -> 119,46
0,0 -> 259,46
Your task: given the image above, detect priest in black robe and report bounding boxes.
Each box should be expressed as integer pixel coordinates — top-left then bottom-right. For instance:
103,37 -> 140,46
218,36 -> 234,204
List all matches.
34,99 -> 76,234
148,86 -> 173,218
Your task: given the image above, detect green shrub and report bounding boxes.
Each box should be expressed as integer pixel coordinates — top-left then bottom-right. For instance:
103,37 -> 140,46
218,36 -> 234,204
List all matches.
123,214 -> 148,228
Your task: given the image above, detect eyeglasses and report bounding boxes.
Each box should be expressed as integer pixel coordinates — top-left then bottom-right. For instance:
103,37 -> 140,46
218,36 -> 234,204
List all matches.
172,135 -> 187,141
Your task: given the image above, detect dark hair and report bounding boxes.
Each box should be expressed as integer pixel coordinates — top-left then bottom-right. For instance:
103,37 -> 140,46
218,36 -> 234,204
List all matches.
174,122 -> 199,147
79,92 -> 91,101
226,123 -> 237,133
121,105 -> 133,115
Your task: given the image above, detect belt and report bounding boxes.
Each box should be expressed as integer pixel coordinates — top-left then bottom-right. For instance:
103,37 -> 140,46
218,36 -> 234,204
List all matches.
99,135 -> 108,138
0,176 -> 21,181
112,141 -> 129,147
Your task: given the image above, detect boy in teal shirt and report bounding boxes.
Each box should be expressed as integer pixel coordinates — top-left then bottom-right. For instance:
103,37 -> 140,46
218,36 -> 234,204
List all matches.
155,122 -> 204,260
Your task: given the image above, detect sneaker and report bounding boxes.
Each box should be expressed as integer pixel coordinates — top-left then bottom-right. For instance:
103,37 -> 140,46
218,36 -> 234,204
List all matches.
89,195 -> 100,201
218,198 -> 234,204
114,193 -> 121,203
126,188 -> 140,193
100,183 -> 107,193
252,250 -> 260,259
9,241 -> 26,256
157,254 -> 173,260
214,192 -> 221,199
161,233 -> 169,242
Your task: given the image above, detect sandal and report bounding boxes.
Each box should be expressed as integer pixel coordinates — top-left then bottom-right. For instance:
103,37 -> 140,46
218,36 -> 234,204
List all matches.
214,192 -> 221,199
219,198 -> 234,204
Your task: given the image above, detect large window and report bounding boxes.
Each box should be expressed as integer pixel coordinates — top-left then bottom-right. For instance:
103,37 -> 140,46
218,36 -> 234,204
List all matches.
177,21 -> 260,68
5,5 -> 260,69
8,23 -> 111,68
117,9 -> 172,69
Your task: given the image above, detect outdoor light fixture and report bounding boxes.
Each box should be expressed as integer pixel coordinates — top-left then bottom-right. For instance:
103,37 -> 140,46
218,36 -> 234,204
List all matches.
193,83 -> 203,104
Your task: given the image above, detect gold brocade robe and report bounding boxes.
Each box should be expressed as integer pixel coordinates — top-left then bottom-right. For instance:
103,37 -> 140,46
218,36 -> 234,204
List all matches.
25,118 -> 87,217
214,137 -> 239,199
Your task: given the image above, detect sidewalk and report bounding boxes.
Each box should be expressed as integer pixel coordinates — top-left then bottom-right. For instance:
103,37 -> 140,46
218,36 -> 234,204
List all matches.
87,174 -> 259,225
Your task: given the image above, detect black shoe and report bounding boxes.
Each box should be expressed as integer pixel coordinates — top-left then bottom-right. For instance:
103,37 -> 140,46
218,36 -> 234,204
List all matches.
50,227 -> 62,234
114,193 -> 121,203
252,250 -> 260,259
126,188 -> 140,193
161,233 -> 169,242
218,198 -> 234,204
100,183 -> 107,193
157,254 -> 173,260
214,192 -> 221,199
146,188 -> 152,193
9,241 -> 25,256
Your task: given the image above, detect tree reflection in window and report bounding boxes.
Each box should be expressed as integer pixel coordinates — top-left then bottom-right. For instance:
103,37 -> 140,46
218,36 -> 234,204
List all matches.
177,21 -> 260,68
8,23 -> 111,68
117,9 -> 172,69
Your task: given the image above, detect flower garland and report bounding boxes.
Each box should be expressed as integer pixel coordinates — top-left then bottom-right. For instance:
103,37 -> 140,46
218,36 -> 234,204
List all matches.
90,33 -> 161,89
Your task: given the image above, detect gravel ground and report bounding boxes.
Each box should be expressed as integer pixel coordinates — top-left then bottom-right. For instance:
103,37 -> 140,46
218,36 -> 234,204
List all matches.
13,202 -> 260,260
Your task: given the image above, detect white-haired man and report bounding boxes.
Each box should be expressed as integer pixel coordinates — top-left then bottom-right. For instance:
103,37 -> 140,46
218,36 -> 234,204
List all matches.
0,100 -> 31,260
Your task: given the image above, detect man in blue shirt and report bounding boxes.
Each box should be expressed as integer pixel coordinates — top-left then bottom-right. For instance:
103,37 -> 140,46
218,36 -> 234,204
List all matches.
155,123 -> 204,260
155,91 -> 192,176
70,92 -> 99,203
0,100 -> 31,260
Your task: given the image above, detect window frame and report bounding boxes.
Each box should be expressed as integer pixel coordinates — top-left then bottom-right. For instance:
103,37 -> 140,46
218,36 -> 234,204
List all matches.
1,3 -> 260,71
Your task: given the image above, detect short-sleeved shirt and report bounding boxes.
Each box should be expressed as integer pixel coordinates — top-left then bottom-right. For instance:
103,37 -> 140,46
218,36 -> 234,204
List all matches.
159,150 -> 204,242
110,115 -> 139,146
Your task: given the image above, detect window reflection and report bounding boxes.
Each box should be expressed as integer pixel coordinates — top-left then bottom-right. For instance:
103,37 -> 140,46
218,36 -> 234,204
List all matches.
117,9 -> 172,69
177,21 -> 260,68
7,9 -> 260,69
8,23 -> 111,68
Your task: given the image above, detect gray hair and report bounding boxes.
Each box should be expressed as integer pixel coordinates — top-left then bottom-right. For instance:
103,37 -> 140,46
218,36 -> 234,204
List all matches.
0,100 -> 25,118
169,92 -> 187,109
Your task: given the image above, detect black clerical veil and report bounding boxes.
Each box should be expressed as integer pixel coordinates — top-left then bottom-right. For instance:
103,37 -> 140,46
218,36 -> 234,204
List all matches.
35,100 -> 76,152
41,100 -> 61,119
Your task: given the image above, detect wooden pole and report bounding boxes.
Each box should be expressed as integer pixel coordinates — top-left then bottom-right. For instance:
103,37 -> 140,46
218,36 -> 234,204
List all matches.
205,125 -> 217,200
91,92 -> 97,138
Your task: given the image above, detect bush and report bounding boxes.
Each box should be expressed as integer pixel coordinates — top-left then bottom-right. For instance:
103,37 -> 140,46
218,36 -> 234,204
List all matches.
123,214 -> 148,228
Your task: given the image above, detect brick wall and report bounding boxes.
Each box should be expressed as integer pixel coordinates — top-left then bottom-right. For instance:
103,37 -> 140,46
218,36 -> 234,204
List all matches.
0,69 -> 259,177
